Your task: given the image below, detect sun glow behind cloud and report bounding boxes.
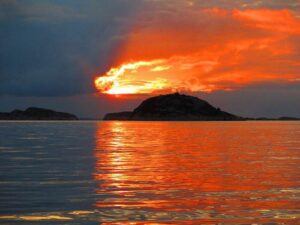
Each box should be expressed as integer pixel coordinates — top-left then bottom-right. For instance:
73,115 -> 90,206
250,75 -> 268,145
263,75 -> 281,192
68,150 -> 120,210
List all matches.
94,3 -> 300,95
94,60 -> 172,94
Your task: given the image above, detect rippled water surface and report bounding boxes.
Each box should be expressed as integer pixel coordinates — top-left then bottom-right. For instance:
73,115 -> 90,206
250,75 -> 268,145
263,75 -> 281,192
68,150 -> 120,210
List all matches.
0,121 -> 299,224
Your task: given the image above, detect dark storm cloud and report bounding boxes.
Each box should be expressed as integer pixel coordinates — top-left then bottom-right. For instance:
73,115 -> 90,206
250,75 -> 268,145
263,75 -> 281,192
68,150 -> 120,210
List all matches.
0,0 -> 140,96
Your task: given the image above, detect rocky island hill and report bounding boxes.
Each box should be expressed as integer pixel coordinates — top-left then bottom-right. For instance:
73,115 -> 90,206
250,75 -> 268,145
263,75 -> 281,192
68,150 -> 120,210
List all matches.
104,93 -> 243,121
0,107 -> 78,120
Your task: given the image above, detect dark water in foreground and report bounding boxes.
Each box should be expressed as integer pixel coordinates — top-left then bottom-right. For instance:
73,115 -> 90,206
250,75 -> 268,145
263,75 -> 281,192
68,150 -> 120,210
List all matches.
0,121 -> 299,225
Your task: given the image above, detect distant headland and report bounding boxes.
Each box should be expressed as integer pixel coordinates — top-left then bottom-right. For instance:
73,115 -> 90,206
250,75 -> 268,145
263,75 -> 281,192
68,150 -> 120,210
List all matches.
0,107 -> 78,120
1,94 -> 299,121
104,93 -> 243,121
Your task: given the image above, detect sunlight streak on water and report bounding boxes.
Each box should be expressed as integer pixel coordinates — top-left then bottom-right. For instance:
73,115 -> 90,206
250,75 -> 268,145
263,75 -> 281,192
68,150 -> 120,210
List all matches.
92,121 -> 300,224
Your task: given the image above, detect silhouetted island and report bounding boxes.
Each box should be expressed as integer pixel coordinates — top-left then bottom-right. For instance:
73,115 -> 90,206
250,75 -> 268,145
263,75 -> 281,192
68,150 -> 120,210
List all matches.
104,93 -> 243,121
0,107 -> 78,120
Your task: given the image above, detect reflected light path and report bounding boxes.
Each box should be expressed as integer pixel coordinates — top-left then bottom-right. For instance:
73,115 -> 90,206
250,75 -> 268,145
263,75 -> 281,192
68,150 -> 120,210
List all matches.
93,121 -> 300,224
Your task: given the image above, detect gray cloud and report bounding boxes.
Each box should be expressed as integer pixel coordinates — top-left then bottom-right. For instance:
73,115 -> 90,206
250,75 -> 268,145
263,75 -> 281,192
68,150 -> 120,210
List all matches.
0,0 -> 140,96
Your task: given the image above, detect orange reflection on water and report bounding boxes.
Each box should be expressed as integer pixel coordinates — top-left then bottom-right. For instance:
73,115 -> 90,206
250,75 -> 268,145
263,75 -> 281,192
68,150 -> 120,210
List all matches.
93,121 -> 300,224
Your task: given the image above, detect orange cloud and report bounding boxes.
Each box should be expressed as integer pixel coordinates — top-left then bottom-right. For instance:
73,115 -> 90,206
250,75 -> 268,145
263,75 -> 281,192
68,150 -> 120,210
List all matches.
232,9 -> 300,34
94,6 -> 300,95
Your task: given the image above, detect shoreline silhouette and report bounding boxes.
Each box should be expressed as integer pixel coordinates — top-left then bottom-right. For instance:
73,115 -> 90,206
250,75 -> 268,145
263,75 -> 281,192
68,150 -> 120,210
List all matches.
0,93 -> 299,121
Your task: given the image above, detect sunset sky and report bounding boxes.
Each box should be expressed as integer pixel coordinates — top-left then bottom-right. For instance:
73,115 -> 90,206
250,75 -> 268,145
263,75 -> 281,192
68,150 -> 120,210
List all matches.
1,0 -> 300,118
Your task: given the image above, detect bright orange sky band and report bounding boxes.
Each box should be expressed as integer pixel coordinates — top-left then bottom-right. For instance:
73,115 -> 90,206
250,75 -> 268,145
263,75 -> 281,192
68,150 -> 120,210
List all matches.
95,4 -> 300,95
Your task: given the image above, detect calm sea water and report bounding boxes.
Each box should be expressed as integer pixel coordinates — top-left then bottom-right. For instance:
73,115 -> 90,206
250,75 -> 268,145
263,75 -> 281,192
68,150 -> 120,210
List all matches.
0,121 -> 299,225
